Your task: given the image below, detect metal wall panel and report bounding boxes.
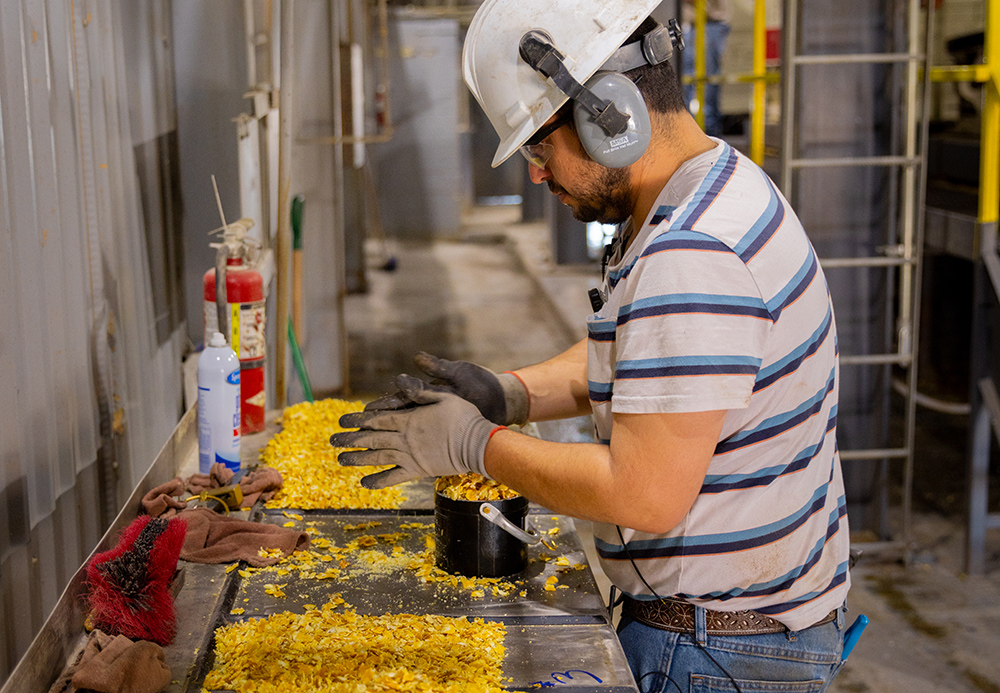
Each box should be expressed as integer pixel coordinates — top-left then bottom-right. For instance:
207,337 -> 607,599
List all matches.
373,13 -> 462,238
0,0 -> 186,683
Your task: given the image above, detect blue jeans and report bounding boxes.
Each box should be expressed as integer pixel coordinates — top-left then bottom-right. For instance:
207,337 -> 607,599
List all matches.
617,605 -> 846,692
683,21 -> 731,137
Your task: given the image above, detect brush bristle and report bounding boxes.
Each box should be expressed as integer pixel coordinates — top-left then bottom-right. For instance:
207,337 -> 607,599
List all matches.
85,515 -> 186,645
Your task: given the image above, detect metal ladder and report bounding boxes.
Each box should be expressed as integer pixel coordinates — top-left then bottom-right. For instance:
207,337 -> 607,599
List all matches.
779,0 -> 934,559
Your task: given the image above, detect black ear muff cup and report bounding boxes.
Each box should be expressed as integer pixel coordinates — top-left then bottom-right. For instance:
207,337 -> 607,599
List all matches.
572,72 -> 651,168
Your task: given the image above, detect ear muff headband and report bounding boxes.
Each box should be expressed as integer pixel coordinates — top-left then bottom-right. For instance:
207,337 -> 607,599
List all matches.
519,32 -> 630,138
518,20 -> 683,168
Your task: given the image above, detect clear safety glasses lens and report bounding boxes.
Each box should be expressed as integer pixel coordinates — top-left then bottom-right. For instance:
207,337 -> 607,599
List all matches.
519,142 -> 554,169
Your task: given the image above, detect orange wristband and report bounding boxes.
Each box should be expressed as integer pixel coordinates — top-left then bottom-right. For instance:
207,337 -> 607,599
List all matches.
488,425 -> 508,440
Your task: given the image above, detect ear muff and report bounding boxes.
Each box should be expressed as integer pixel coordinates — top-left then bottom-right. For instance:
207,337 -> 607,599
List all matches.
572,72 -> 651,168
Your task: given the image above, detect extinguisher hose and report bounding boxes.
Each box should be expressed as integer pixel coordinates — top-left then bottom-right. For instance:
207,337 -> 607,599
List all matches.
215,242 -> 230,344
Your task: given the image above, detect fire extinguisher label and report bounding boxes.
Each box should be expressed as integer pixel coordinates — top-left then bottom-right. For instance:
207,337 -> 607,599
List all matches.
204,300 -> 266,360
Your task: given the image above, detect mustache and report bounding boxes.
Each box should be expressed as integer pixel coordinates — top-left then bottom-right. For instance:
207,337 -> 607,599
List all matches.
546,181 -> 566,195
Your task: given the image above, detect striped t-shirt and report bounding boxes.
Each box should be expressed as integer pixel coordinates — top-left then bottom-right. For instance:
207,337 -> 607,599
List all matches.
588,140 -> 850,631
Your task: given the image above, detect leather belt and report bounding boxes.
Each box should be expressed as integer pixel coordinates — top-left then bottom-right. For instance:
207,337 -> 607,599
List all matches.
622,595 -> 837,636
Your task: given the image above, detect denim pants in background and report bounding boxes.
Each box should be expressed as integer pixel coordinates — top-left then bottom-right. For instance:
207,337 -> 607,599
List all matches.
683,21 -> 732,137
617,605 -> 847,692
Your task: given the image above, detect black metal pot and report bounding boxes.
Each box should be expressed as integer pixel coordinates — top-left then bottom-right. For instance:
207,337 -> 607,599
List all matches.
434,492 -> 529,577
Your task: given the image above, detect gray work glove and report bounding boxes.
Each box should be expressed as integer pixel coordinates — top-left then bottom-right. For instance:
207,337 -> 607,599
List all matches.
412,351 -> 529,426
330,374 -> 499,489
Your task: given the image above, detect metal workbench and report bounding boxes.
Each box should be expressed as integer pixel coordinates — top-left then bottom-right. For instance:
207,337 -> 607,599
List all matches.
3,407 -> 638,692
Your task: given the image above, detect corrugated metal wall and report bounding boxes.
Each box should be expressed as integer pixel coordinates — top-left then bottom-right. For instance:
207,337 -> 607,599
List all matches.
0,0 -> 186,681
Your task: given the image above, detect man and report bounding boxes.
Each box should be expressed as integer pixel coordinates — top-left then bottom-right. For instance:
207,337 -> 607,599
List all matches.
332,2 -> 851,691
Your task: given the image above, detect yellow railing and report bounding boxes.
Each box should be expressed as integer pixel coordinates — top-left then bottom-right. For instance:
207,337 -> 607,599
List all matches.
926,0 -> 998,226
684,0 -> 773,165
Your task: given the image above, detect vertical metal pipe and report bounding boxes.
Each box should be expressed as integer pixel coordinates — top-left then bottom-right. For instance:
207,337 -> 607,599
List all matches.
244,0 -> 258,86
330,0 -> 350,393
694,0 -> 707,130
779,0 -> 798,199
275,0 -> 294,407
750,0 -> 766,165
901,0 -> 936,562
980,0 -> 1000,226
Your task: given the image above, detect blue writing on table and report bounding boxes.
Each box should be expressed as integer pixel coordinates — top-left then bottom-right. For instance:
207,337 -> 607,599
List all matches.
529,670 -> 603,687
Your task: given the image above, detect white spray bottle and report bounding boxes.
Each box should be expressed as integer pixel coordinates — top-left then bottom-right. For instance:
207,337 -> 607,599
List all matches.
197,331 -> 241,473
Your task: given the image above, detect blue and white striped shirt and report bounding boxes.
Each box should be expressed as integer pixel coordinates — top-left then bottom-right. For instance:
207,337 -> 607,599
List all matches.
588,140 -> 850,631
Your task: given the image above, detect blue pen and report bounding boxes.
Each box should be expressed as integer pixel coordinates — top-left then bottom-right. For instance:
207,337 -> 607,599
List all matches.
841,614 -> 869,661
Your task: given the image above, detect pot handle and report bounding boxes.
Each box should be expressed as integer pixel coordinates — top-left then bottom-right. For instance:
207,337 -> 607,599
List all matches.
479,503 -> 541,544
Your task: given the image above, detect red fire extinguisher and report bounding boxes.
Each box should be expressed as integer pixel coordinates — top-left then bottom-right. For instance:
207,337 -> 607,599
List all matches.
203,218 -> 266,434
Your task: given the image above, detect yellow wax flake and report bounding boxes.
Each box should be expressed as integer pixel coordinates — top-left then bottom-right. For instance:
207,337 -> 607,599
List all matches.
519,590 -> 528,597
276,569 -> 290,577
238,569 -> 251,578
205,610 -> 505,692
303,604 -> 316,610
230,607 -> 245,615
262,399 -> 407,510
435,473 -> 520,501
554,556 -> 571,566
356,535 -> 378,547
263,583 -> 287,598
544,584 -> 557,592
471,589 -> 485,598
377,532 -> 409,544
225,563 -> 239,574
541,538 -> 558,551
400,522 -> 432,530
257,547 -> 284,559
343,521 -> 383,531
282,521 -> 296,528
547,527 -> 560,536
282,511 -> 303,520
545,576 -> 559,585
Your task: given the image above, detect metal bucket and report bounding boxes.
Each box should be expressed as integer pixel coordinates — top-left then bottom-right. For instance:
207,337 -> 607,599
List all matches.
434,492 -> 529,577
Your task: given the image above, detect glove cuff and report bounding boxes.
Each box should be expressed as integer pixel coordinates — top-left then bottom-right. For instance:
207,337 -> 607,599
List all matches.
498,372 -> 530,426
463,416 -> 498,478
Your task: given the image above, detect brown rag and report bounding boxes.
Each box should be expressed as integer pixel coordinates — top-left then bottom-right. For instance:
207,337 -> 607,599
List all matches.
141,464 -> 284,518
140,478 -> 188,518
185,463 -> 284,509
49,630 -> 170,693
178,507 -> 309,566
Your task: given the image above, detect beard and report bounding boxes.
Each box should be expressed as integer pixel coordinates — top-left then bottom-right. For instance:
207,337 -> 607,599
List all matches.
547,164 -> 633,224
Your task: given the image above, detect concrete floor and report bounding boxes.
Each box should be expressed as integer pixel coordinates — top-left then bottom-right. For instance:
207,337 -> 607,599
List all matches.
343,205 -> 1000,693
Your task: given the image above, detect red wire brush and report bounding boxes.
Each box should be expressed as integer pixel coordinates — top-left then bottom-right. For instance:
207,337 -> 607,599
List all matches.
85,515 -> 186,645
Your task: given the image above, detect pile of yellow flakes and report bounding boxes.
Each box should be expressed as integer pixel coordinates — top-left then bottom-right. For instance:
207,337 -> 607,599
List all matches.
435,473 -> 520,502
205,603 -> 507,693
262,399 -> 407,510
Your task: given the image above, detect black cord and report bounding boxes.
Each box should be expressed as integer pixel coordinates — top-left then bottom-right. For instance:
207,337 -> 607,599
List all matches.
616,525 -> 744,693
638,670 -> 683,693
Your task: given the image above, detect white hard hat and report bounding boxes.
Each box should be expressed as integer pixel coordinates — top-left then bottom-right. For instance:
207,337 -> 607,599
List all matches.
463,0 -> 663,168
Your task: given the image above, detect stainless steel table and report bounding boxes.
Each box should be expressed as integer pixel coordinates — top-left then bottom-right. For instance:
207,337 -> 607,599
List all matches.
3,407 -> 639,692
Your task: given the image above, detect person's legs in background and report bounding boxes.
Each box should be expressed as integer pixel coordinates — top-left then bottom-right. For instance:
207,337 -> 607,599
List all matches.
682,20 -> 731,137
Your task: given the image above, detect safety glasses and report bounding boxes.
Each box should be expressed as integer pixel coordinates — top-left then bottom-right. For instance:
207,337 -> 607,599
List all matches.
519,110 -> 573,169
